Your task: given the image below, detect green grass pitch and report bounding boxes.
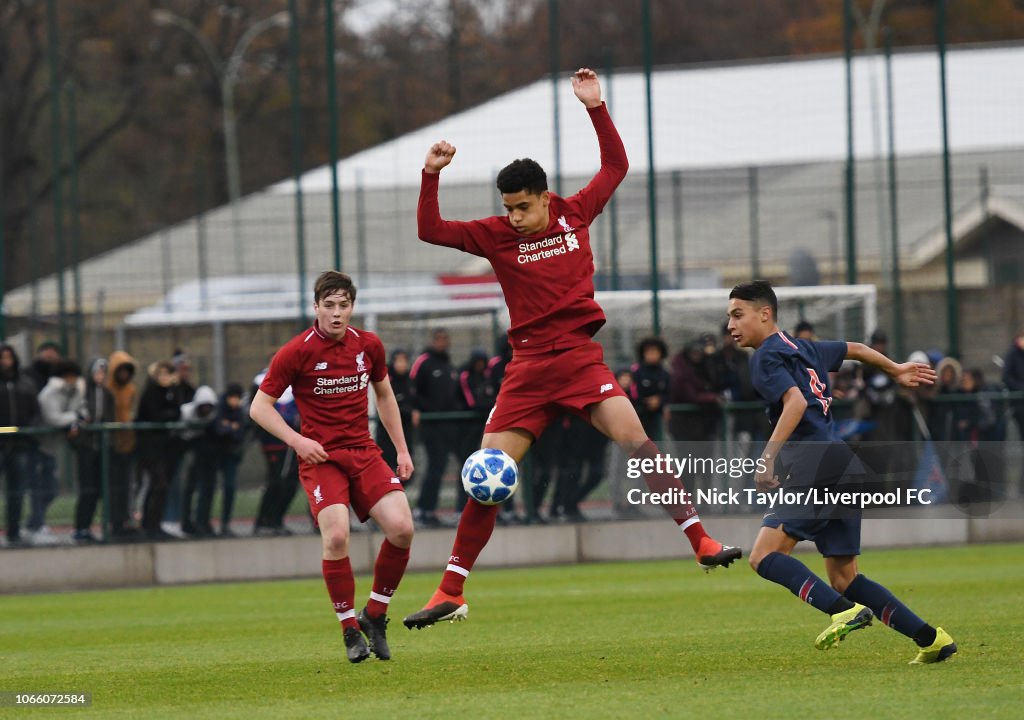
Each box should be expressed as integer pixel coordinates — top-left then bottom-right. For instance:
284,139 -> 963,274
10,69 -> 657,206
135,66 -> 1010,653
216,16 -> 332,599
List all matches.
2,543 -> 1022,719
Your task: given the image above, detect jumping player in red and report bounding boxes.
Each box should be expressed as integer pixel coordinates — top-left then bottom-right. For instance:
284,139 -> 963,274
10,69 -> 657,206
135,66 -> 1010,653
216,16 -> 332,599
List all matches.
250,271 -> 414,663
403,68 -> 741,630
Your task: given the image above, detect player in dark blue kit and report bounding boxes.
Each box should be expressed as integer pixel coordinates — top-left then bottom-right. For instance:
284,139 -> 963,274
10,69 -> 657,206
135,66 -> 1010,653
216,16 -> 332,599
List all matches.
727,280 -> 957,664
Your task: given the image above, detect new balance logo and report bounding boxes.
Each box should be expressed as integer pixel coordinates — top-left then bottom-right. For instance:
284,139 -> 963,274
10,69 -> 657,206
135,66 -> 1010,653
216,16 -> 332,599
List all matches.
390,477 -> 401,485
313,485 -> 323,504
600,383 -> 614,393
314,362 -> 327,371
565,232 -> 579,251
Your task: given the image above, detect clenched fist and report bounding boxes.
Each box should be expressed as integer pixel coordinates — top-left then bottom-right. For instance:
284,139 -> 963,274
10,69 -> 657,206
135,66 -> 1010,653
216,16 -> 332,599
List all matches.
425,141 -> 456,174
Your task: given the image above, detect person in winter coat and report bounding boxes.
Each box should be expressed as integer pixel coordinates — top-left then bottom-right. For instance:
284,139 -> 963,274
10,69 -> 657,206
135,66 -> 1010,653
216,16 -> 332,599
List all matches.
180,385 -> 219,537
1003,329 -> 1024,440
375,350 -> 415,474
135,361 -> 184,539
930,357 -> 963,442
410,328 -> 460,527
33,360 -> 86,540
252,368 -> 301,535
106,350 -> 139,537
668,340 -> 721,442
630,337 -> 671,441
210,383 -> 247,535
74,358 -> 116,542
454,349 -> 497,513
0,344 -> 40,545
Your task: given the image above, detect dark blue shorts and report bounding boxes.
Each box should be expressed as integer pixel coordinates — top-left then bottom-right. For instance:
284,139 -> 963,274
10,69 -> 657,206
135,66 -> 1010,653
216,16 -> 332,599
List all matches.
762,441 -> 864,557
762,511 -> 862,557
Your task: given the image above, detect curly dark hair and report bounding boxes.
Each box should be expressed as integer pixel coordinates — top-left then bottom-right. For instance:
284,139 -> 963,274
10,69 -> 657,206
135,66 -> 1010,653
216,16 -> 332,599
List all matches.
496,158 -> 548,195
635,337 -> 668,362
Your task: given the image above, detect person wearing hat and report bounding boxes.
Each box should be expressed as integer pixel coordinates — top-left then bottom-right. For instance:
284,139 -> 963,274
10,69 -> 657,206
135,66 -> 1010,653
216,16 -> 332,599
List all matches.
210,383 -> 248,536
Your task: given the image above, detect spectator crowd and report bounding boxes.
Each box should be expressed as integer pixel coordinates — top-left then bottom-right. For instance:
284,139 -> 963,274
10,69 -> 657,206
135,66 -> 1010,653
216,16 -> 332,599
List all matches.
2,323 -> 1024,546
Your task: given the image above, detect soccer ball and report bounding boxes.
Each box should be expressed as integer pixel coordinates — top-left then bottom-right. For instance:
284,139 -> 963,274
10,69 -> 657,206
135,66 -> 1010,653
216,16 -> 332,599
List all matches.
461,448 -> 519,505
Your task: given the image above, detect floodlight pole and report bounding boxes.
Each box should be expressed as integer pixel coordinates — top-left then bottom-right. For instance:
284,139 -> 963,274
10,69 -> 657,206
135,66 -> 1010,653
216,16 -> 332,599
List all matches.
67,81 -> 84,363
642,0 -> 660,335
548,0 -> 562,196
324,0 -> 342,270
843,0 -> 857,285
884,28 -> 904,361
0,166 -> 4,341
604,47 -> 620,291
288,0 -> 308,326
935,0 -> 958,358
47,0 -> 68,353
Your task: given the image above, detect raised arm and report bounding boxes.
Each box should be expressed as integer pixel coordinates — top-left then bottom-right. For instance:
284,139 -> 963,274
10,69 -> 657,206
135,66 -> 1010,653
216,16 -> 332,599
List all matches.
417,141 -> 487,253
571,68 -> 628,219
845,343 -> 936,388
571,67 -> 604,109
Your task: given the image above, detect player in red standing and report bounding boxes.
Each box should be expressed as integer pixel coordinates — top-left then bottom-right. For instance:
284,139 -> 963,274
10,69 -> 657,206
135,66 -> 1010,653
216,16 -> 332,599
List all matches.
250,271 -> 414,663
403,68 -> 741,630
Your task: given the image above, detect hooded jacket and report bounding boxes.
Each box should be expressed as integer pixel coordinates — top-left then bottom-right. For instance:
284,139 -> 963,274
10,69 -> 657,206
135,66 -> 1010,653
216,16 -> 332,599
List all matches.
135,365 -> 185,462
79,358 -> 116,450
1003,340 -> 1024,399
411,346 -> 459,414
211,390 -> 247,456
106,350 -> 138,454
38,375 -> 86,454
0,344 -> 40,448
179,385 -> 218,442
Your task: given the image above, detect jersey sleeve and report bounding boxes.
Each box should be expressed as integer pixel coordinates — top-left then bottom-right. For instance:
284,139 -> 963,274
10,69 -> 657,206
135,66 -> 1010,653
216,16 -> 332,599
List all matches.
368,335 -> 388,383
752,350 -> 799,404
259,344 -> 298,400
813,340 -> 850,373
566,103 -> 629,223
417,171 -> 492,257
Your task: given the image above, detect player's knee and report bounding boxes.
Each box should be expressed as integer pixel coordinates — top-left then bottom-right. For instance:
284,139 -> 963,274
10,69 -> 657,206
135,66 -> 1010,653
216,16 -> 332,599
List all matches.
387,517 -> 414,548
322,528 -> 349,557
747,550 -> 764,572
828,572 -> 853,594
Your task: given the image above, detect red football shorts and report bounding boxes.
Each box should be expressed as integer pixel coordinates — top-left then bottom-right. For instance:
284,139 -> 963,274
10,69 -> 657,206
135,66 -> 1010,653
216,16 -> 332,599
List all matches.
485,340 -> 626,439
299,445 -> 405,524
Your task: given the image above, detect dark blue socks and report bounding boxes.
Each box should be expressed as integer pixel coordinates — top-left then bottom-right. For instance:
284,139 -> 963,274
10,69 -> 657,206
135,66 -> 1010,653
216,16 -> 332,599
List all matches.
757,552 -> 854,616
843,574 -> 934,646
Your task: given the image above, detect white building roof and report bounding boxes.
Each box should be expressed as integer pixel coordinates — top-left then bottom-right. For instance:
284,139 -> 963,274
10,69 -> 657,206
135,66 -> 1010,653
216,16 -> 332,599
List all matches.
275,44 -> 1024,191
6,44 -> 1023,318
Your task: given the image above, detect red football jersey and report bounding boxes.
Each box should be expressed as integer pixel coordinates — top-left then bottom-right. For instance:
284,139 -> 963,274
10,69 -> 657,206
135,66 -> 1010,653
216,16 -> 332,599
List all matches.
417,102 -> 628,353
259,323 -> 387,450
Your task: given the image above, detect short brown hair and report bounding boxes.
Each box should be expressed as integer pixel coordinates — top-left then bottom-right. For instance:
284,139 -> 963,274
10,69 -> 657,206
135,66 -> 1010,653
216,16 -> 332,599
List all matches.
314,271 -> 357,304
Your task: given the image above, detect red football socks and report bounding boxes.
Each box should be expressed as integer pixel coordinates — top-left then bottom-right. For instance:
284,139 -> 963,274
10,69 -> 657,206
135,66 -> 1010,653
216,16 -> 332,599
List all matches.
322,557 -> 359,631
438,500 -> 499,596
630,440 -> 709,553
366,539 -> 410,618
